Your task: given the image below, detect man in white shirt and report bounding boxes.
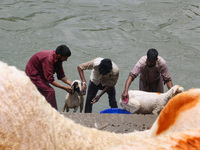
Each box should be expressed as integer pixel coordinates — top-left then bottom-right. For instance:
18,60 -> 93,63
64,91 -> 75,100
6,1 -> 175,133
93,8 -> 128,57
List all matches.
77,57 -> 119,113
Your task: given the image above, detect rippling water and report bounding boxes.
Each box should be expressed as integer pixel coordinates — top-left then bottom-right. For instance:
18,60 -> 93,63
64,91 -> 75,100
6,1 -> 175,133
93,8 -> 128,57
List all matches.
1,0 -> 200,112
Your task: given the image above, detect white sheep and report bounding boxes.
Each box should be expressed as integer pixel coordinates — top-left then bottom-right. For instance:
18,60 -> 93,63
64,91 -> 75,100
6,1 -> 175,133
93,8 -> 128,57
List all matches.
62,80 -> 84,113
120,85 -> 184,114
0,61 -> 200,150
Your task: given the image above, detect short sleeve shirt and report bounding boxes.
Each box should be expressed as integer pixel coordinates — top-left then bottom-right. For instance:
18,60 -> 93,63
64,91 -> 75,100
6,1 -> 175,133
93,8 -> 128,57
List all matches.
78,57 -> 119,86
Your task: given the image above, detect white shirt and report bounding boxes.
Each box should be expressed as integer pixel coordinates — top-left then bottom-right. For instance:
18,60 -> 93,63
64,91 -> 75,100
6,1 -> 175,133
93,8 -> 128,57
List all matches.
78,57 -> 119,86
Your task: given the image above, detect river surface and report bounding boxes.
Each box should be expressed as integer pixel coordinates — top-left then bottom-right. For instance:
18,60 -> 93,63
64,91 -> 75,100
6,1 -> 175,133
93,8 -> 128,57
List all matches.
1,0 -> 200,113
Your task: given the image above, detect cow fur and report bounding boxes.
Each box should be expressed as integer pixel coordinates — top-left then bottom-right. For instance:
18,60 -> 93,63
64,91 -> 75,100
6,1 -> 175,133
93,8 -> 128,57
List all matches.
0,61 -> 200,150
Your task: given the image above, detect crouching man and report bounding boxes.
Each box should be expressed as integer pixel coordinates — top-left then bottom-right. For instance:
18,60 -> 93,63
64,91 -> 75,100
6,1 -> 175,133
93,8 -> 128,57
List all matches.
77,57 -> 119,113
25,45 -> 72,110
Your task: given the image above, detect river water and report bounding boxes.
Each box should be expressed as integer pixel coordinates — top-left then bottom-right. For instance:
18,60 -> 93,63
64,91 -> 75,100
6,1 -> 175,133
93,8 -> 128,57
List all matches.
1,0 -> 200,113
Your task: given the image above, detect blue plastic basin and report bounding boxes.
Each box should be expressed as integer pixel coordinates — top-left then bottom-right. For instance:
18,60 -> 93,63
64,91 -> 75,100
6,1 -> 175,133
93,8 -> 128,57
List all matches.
100,108 -> 131,114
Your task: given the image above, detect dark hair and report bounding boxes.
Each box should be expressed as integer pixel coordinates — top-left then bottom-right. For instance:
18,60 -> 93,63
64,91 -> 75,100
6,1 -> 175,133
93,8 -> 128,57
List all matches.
98,58 -> 112,75
56,45 -> 71,57
147,48 -> 158,60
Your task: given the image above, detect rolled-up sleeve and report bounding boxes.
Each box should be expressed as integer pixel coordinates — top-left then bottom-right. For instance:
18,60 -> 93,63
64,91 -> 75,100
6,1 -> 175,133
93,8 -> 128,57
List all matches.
129,56 -> 146,80
160,62 -> 171,83
158,57 -> 172,83
78,59 -> 95,70
129,65 -> 140,80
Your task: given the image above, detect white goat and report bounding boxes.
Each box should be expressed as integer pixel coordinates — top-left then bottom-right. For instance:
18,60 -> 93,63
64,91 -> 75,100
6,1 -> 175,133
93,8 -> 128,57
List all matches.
62,80 -> 84,113
120,85 -> 184,114
0,61 -> 200,150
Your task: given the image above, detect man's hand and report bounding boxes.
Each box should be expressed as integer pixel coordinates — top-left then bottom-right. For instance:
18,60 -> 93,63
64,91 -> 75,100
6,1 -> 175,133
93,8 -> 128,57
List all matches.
91,95 -> 100,104
121,90 -> 129,102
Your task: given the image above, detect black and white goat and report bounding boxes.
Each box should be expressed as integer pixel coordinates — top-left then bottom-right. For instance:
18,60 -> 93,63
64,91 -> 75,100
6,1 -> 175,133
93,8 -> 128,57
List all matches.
62,80 -> 84,113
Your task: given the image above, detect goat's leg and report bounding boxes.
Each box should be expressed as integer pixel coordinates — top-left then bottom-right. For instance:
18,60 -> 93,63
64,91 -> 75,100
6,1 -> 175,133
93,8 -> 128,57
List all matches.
152,106 -> 162,115
73,106 -> 78,112
67,107 -> 69,112
62,103 -> 67,112
80,105 -> 83,113
80,102 -> 83,113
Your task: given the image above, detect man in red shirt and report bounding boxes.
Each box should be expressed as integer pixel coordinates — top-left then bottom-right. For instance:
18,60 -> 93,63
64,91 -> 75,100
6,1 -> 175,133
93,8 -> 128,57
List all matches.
25,45 -> 72,110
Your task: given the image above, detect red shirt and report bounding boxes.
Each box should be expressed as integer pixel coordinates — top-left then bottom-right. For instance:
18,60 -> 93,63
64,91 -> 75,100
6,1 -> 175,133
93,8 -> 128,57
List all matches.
25,50 -> 65,83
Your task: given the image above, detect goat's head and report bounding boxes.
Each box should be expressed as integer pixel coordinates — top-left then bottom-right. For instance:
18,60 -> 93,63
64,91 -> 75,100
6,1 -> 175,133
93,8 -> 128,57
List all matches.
171,85 -> 184,97
71,80 -> 83,96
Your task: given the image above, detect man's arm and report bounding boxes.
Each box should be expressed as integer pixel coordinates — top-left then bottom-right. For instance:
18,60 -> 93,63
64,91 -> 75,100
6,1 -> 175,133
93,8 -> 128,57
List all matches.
61,76 -> 72,86
159,56 -> 173,90
166,80 -> 173,90
51,80 -> 71,93
77,66 -> 87,83
91,86 -> 111,104
121,75 -> 134,101
77,66 -> 87,94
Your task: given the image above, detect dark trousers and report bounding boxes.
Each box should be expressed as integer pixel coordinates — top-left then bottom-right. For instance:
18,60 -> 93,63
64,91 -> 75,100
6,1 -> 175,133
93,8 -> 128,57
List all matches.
84,81 -> 118,113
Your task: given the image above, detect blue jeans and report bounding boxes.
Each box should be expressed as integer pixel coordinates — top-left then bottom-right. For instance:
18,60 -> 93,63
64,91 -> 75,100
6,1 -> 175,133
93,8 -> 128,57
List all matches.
84,81 -> 118,113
